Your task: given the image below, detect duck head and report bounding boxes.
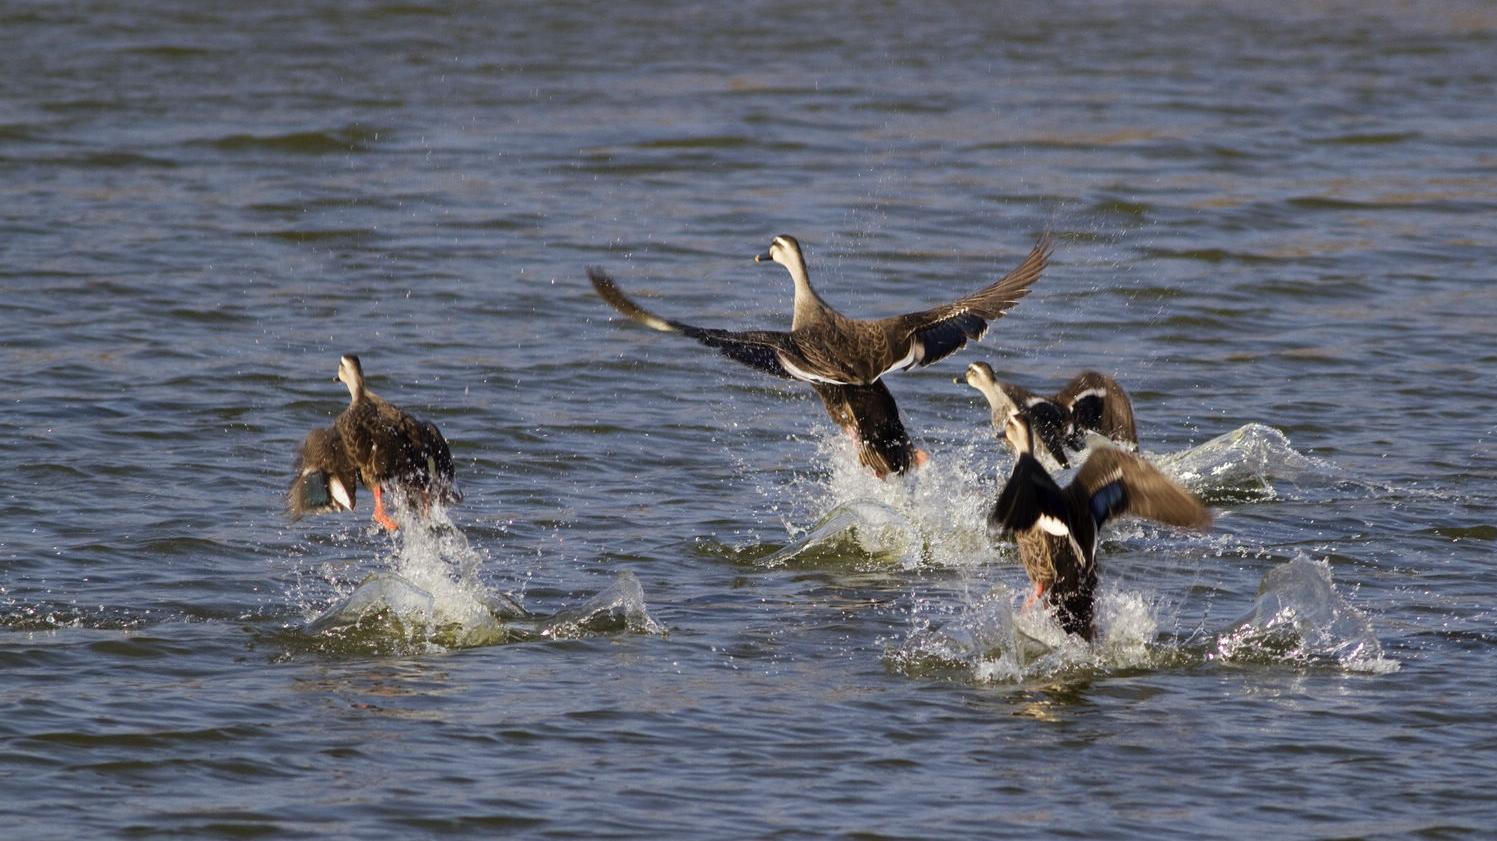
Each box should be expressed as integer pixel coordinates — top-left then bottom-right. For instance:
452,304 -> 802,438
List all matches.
962,363 -> 1069,469
955,361 -> 1002,395
336,354 -> 366,402
755,235 -> 808,277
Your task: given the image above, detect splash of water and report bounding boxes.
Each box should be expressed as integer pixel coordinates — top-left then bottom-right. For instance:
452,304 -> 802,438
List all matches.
762,427 -> 1002,570
1211,556 -> 1397,673
888,582 -> 1170,684
540,570 -> 663,639
889,554 -> 1395,684
1154,422 -> 1327,502
302,501 -> 515,650
299,500 -> 663,653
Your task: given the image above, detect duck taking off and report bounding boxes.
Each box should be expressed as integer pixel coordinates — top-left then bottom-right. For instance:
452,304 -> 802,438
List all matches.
987,409 -> 1210,640
287,355 -> 460,531
587,233 -> 1050,477
958,362 -> 1138,468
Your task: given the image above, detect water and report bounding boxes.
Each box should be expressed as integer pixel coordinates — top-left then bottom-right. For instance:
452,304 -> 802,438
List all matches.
3,1 -> 1496,836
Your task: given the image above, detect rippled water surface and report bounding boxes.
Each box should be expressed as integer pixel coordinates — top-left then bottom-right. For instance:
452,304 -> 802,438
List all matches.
3,1 -> 1496,837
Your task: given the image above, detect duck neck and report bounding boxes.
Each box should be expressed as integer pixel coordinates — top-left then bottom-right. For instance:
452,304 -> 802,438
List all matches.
788,257 -> 831,329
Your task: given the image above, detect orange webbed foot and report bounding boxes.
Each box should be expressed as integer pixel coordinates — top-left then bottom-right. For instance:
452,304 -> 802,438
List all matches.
372,485 -> 399,532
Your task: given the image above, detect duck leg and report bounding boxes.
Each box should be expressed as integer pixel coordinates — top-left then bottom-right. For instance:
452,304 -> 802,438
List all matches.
371,484 -> 399,532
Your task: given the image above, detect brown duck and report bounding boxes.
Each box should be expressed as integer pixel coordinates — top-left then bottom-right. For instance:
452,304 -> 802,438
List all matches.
588,233 -> 1051,477
287,355 -> 460,531
958,362 -> 1139,468
987,409 -> 1210,640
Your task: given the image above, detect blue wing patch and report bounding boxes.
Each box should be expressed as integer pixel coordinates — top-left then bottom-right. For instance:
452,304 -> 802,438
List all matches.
915,313 -> 987,367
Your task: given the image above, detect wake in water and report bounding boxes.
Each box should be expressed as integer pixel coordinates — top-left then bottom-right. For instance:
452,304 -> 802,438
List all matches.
292,498 -> 662,656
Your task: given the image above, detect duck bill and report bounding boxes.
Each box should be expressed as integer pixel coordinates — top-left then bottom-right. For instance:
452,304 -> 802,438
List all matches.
754,253 -> 772,263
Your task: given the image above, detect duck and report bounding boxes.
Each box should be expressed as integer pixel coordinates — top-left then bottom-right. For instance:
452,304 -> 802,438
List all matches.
287,355 -> 460,531
588,233 -> 1050,477
958,362 -> 1139,467
986,408 -> 1210,640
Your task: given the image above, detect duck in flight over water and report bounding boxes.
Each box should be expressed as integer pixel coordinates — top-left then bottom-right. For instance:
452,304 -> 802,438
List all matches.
589,233 -> 1051,478
287,355 -> 460,531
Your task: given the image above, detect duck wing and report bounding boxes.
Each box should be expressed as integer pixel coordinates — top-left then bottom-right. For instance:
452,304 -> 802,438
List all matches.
287,425 -> 358,520
1023,400 -> 1073,470
1070,447 -> 1211,531
877,233 -> 1052,371
416,419 -> 462,503
1056,371 -> 1138,448
589,267 -> 798,380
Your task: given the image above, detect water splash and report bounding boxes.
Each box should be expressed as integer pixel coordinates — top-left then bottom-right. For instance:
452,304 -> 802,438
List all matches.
756,499 -> 917,569
539,570 -> 663,638
298,501 -> 661,653
1210,556 -> 1397,673
888,583 -> 1170,684
760,426 -> 1002,571
1153,422 -> 1330,502
889,555 -> 1395,685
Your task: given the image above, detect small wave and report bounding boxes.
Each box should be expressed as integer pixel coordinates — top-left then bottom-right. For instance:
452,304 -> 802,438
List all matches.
754,499 -> 918,569
196,126 -> 384,154
537,571 -> 662,639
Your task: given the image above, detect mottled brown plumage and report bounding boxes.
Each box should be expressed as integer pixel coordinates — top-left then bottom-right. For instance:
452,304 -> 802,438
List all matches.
287,425 -> 358,521
811,381 -> 923,479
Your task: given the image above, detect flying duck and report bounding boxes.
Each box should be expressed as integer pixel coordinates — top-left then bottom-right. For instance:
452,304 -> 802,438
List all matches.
588,233 -> 1050,477
958,362 -> 1139,465
987,409 -> 1210,640
287,355 -> 460,531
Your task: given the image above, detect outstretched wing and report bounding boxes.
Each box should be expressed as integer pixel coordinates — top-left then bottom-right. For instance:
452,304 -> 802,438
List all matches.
882,233 -> 1052,368
589,267 -> 798,380
1071,447 -> 1210,531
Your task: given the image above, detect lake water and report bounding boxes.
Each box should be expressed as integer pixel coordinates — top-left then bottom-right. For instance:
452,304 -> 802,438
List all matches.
3,1 -> 1496,837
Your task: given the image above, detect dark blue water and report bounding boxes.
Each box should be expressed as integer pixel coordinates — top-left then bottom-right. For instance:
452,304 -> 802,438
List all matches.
3,1 -> 1496,837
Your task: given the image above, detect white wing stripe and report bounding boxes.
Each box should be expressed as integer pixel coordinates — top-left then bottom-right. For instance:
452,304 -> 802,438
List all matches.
1037,514 -> 1071,537
778,352 -> 851,385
